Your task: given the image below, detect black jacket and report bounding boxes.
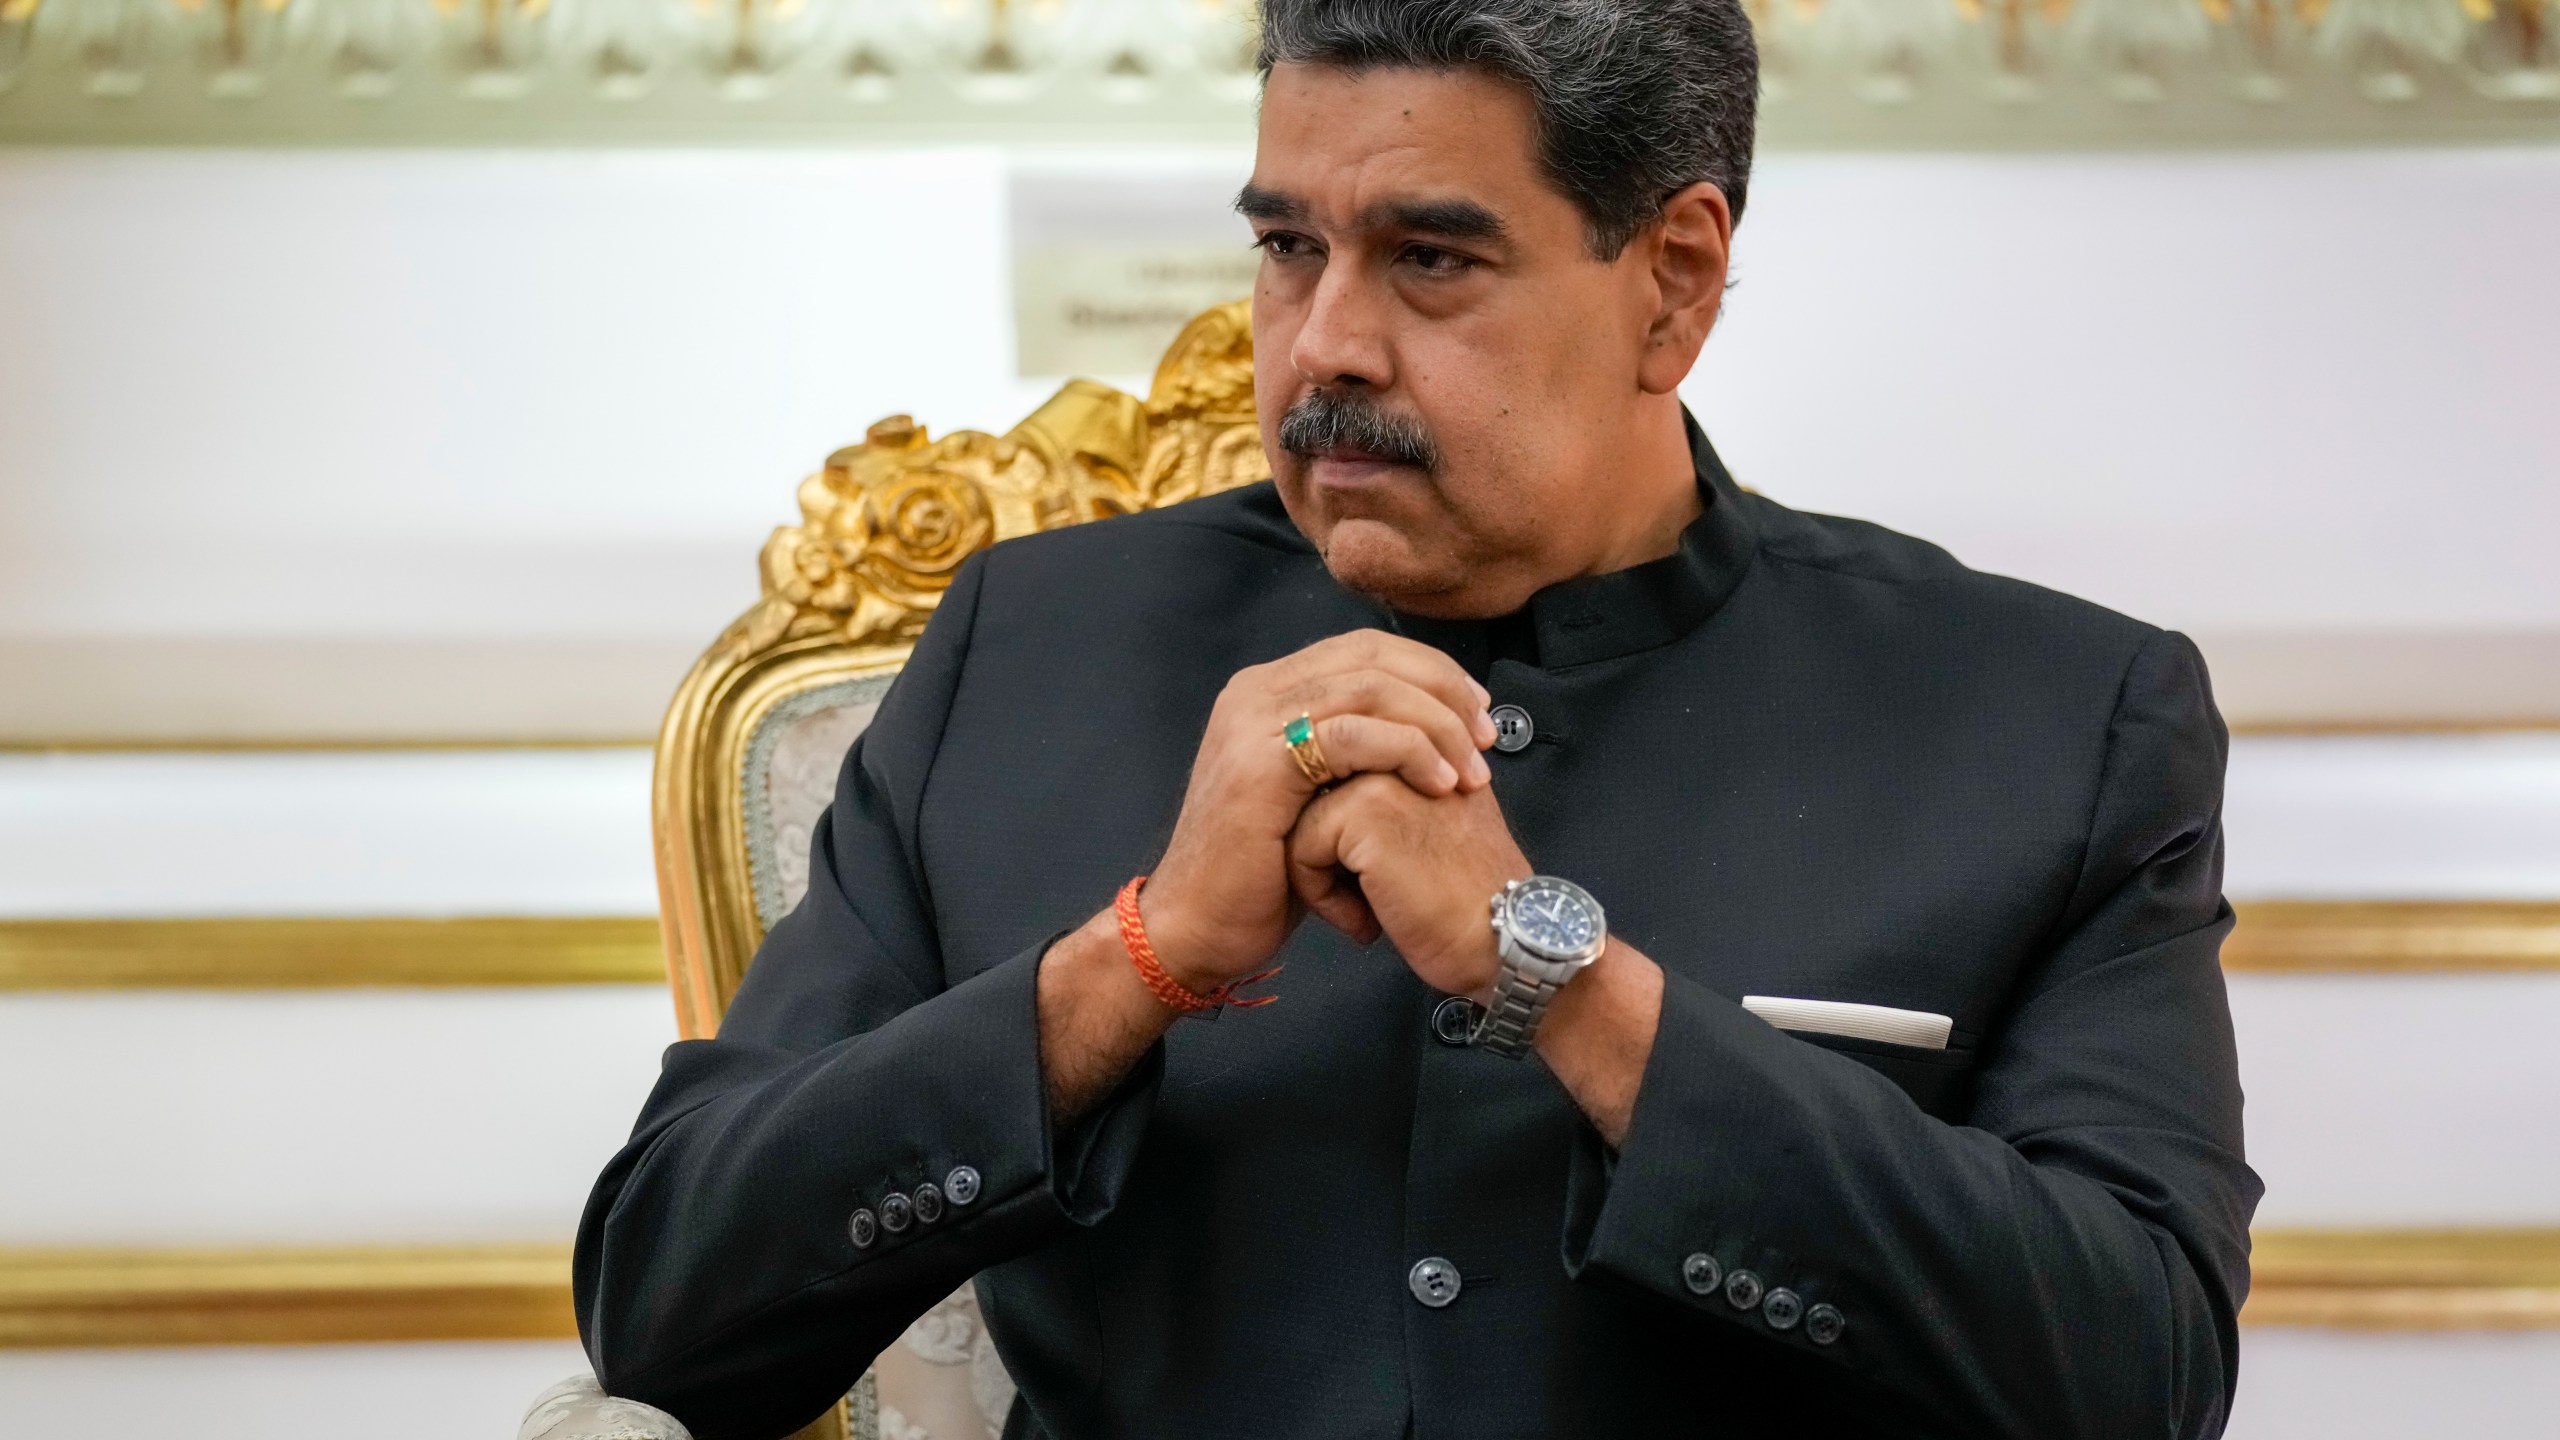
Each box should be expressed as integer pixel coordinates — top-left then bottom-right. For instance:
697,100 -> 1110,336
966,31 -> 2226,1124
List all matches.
577,428 -> 2260,1440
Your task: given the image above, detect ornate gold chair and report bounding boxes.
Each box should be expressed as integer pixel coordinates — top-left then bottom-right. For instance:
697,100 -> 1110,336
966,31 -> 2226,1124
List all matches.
523,302 -> 1263,1440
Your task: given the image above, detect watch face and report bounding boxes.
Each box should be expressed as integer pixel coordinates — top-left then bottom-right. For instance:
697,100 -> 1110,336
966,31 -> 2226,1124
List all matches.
1508,878 -> 1601,958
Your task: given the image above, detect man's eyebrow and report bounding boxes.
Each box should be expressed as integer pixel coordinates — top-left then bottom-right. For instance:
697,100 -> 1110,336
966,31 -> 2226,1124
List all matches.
1370,197 -> 1508,244
1234,183 -> 1305,222
1233,185 -> 1508,245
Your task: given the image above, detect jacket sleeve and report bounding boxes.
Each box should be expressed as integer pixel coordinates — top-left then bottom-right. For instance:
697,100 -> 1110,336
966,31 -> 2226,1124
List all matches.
1561,628 -> 2261,1439
574,554 -> 1162,1440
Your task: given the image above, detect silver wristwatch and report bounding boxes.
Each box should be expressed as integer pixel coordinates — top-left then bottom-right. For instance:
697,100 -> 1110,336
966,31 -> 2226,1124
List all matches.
1473,876 -> 1608,1059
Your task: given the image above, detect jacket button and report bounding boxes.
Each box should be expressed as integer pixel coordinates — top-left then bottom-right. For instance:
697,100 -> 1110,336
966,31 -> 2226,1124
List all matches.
1806,1303 -> 1846,1346
1762,1287 -> 1803,1330
1680,1252 -> 1722,1296
1723,1269 -> 1764,1310
1431,996 -> 1482,1046
1489,705 -> 1534,753
878,1191 -> 914,1233
847,1209 -> 878,1249
1407,1257 -> 1462,1308
945,1165 -> 981,1207
911,1182 -> 945,1225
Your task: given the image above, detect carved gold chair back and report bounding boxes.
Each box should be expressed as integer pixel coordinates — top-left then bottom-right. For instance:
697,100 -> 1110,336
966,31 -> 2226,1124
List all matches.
648,300 -> 1262,1440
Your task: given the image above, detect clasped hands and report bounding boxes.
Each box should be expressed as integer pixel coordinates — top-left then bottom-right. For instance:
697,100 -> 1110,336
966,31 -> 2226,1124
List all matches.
1140,628 -> 1534,1005
1041,629 -> 1657,1139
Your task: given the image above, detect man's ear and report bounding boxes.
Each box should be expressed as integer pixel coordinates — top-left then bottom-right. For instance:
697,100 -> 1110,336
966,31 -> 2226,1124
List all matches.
1635,181 -> 1733,397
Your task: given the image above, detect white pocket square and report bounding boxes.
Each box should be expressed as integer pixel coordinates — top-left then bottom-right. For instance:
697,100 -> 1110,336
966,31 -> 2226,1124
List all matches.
1741,996 -> 1953,1051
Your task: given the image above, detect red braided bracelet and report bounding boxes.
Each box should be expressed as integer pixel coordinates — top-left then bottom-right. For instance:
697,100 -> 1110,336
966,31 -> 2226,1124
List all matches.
1116,876 -> 1279,1014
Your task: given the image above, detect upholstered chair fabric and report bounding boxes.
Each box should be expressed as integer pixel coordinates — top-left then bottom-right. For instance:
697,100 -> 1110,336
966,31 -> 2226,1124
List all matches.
519,1375 -> 693,1440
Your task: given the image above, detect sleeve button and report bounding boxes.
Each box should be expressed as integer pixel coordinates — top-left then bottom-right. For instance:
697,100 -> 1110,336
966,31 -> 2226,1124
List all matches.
945,1165 -> 981,1206
878,1191 -> 914,1233
1806,1303 -> 1846,1345
1680,1252 -> 1722,1296
1762,1287 -> 1803,1330
847,1208 -> 878,1248
1723,1269 -> 1764,1310
911,1182 -> 945,1225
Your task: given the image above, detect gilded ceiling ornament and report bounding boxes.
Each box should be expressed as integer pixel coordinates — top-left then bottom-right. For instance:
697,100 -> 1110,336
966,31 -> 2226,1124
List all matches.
2066,0 -> 2217,97
2312,0 -> 2488,94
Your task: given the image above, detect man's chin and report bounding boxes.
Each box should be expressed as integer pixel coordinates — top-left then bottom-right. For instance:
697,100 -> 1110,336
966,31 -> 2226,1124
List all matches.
1314,520 -> 1471,613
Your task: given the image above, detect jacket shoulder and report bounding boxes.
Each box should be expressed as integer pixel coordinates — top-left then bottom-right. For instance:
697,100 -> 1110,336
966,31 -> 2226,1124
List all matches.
1743,491 -> 2165,659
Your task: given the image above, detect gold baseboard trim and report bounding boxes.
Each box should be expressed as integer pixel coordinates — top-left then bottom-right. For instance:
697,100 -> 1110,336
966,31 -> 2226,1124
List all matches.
2227,901 -> 2560,973
0,1231 -> 2551,1348
0,1244 -> 576,1349
0,917 -> 668,990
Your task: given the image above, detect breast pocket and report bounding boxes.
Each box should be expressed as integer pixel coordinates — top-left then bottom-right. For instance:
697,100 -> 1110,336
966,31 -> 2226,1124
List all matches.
1787,1030 -> 1979,1120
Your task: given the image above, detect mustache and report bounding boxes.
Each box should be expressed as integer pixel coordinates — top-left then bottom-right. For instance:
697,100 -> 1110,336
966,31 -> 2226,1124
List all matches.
1276,389 -> 1441,473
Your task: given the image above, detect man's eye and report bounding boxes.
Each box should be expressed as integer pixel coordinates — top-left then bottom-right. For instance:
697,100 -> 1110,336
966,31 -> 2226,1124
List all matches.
1403,244 -> 1474,276
1254,232 -> 1310,259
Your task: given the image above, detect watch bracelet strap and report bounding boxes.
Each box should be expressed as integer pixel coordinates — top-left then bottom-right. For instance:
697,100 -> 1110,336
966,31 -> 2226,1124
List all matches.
1472,950 -> 1567,1059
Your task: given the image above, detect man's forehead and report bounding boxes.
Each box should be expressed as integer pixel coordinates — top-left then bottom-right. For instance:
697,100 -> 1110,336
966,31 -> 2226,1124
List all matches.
1246,61 -> 1546,237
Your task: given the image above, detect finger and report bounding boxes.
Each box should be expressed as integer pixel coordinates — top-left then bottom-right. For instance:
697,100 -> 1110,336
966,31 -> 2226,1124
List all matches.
1306,713 -> 1459,795
1288,671 -> 1492,790
1281,630 -> 1496,752
1286,791 -> 1379,941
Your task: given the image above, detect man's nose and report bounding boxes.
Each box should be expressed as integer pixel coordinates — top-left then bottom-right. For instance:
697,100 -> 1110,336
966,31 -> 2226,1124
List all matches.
1289,262 -> 1393,391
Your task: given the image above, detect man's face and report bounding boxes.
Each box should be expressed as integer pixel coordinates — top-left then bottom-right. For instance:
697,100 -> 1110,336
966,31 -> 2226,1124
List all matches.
1245,62 -> 1669,617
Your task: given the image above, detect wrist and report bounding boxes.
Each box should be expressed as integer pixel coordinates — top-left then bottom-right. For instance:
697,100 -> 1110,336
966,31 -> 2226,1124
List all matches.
1534,939 -> 1664,1130
1132,876 -> 1232,996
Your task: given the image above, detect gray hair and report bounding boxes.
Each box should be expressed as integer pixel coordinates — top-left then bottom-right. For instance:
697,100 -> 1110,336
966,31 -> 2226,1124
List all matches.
1256,0 -> 1759,256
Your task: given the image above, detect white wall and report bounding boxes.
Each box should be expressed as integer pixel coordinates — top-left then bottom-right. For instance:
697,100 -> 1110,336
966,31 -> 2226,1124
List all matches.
4,146 -> 2558,737
1685,149 -> 2560,638
0,1341 -> 597,1440
4,142 -> 2557,1437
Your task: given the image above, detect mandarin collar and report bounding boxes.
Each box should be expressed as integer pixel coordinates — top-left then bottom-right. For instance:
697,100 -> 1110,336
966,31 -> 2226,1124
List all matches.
1387,412 -> 1758,673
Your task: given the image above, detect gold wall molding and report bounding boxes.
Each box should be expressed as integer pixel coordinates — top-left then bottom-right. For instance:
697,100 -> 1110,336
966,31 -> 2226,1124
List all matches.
0,1243 -> 576,1348
2246,1228 -> 2560,1328
2226,901 -> 2560,973
6,719 -> 2556,752
2226,719 -> 2560,736
0,1232 -> 2550,1348
0,903 -> 2550,991
0,737 -> 656,754
0,917 -> 666,990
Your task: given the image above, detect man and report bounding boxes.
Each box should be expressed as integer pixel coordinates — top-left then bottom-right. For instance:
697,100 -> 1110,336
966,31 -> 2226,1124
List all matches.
577,1 -> 2259,1435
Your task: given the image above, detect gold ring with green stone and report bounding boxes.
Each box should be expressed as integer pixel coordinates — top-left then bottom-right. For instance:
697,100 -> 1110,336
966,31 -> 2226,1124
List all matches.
1282,713 -> 1331,786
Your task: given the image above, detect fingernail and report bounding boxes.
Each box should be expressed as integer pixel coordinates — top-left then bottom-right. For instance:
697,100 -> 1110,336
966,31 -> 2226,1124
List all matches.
1470,755 -> 1491,786
1435,760 -> 1459,790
